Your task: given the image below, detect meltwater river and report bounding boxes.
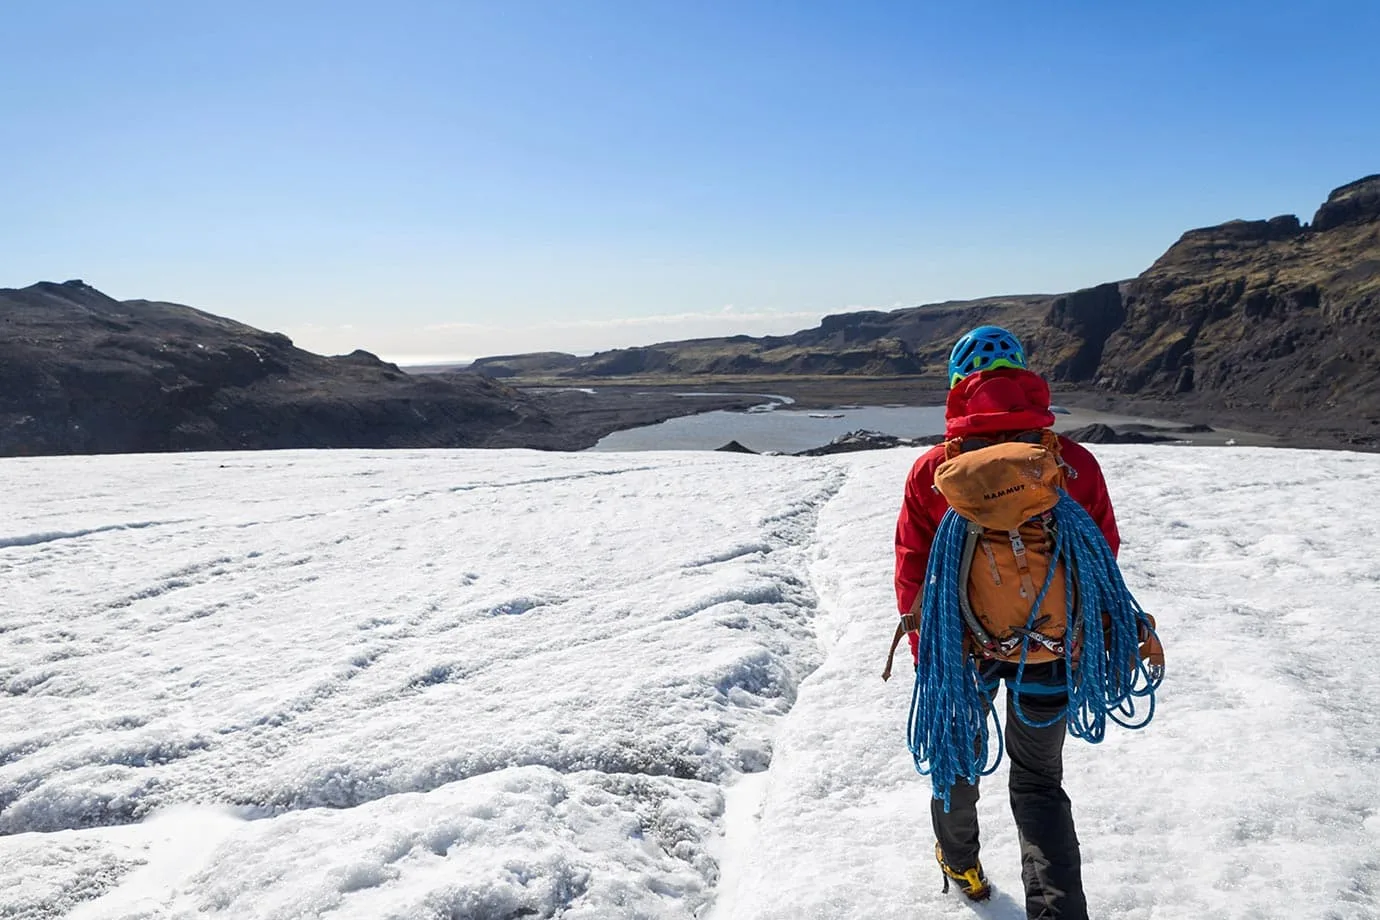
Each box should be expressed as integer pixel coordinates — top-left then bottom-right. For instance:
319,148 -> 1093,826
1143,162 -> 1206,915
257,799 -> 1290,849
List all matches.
589,404 -> 943,453
587,399 -> 1268,454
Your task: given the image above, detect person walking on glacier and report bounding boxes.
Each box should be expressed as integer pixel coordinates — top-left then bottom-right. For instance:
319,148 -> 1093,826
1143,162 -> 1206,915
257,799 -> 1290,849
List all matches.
889,325 -> 1153,920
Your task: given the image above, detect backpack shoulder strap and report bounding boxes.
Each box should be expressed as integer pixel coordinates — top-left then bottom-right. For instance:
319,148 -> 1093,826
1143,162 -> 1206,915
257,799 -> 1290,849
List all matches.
882,599 -> 922,682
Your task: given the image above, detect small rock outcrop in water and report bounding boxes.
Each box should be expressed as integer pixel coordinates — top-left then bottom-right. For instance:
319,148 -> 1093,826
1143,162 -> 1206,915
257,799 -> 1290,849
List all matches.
1062,423 -> 1199,444
795,429 -> 944,456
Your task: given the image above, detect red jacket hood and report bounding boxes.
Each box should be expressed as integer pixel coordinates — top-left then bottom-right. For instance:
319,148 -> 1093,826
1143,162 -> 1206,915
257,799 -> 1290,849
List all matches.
944,368 -> 1056,438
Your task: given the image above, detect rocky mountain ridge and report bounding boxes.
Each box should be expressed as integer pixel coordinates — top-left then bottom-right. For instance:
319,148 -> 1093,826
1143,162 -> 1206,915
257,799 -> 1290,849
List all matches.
1084,175 -> 1380,415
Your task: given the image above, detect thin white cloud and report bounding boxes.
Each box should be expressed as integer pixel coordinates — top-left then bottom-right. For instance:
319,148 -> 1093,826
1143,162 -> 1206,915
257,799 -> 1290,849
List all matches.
421,308 -> 824,334
283,303 -> 936,366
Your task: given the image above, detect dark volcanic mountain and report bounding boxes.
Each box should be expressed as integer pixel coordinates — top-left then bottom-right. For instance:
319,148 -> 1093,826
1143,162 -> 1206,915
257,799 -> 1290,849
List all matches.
471,175 -> 1380,444
1083,176 -> 1380,414
0,280 -> 568,456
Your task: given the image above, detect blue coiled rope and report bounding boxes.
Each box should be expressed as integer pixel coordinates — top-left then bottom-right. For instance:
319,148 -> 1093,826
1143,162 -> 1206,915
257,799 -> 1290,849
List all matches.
907,491 -> 1163,809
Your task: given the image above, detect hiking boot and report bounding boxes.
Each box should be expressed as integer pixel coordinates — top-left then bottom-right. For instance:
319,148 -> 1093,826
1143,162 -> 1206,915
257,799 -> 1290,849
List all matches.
935,842 -> 991,901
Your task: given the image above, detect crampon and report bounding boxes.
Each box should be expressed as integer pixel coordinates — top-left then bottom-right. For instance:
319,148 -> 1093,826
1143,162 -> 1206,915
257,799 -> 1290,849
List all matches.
936,842 -> 991,902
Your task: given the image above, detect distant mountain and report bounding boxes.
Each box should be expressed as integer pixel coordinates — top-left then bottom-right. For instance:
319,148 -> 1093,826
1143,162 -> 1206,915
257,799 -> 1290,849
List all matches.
470,294 -> 1058,379
472,175 -> 1380,435
0,281 -> 564,456
468,352 -> 584,377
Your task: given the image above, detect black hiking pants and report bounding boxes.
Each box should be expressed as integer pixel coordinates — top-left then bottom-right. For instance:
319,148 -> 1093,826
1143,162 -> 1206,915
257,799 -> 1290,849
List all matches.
931,660 -> 1087,920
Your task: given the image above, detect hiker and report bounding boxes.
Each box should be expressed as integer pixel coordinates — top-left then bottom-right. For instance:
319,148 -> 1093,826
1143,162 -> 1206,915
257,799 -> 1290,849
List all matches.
890,326 -> 1125,920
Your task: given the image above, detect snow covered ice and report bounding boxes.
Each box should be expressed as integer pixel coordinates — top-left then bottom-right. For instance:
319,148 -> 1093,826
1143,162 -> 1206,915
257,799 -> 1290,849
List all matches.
0,446 -> 1377,919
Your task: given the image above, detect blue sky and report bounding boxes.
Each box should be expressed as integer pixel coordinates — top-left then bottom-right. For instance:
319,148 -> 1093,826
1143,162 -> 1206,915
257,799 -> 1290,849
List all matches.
2,1 -> 1376,362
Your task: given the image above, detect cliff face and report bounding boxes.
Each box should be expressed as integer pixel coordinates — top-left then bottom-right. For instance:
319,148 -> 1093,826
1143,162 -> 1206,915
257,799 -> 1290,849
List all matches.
1028,282 -> 1126,382
1092,176 -> 1380,415
0,281 -> 559,456
1312,174 -> 1380,232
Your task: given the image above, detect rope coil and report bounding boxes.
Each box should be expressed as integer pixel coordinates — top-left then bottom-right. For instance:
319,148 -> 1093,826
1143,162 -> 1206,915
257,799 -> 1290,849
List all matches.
907,491 -> 1162,809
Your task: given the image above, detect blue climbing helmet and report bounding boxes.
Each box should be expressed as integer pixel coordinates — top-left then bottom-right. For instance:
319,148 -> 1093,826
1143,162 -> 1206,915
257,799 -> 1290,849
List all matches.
947,326 -> 1027,388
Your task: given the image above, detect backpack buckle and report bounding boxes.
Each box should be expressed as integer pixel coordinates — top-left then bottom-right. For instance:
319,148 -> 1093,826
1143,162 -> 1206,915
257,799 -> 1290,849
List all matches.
1005,626 -> 1065,656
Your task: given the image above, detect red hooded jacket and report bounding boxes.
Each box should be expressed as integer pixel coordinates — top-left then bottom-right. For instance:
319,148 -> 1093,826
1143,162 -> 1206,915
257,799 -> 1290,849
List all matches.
893,368 -> 1120,663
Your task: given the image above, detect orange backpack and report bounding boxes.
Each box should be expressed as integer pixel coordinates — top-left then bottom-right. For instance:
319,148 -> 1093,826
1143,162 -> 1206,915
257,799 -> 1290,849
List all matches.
936,430 -> 1072,663
885,430 -> 1074,679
